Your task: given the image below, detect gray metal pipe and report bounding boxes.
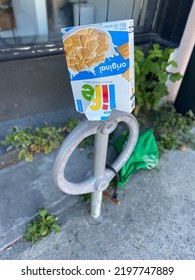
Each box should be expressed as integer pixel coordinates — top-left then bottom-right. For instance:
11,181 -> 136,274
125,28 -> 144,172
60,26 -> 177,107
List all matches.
91,131 -> 109,218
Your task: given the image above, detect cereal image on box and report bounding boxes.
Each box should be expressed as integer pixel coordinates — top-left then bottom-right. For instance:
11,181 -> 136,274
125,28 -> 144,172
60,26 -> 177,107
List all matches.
117,42 -> 130,59
122,68 -> 130,81
63,27 -> 117,76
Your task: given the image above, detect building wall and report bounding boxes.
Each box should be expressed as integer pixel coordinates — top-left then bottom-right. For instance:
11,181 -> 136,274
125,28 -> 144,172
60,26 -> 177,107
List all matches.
0,54 -> 74,121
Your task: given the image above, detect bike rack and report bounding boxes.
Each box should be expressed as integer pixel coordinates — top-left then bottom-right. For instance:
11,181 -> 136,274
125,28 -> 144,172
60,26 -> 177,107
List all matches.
53,110 -> 139,218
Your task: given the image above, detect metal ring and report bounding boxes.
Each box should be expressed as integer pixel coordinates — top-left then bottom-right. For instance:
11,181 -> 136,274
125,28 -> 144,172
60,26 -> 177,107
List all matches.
52,110 -> 139,194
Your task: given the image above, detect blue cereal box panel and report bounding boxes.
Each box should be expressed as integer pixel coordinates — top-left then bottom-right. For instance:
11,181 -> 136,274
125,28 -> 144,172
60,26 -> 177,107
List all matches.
61,19 -> 135,120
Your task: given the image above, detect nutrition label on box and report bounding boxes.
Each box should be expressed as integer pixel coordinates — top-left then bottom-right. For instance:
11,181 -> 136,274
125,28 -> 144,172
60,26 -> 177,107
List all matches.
61,19 -> 135,120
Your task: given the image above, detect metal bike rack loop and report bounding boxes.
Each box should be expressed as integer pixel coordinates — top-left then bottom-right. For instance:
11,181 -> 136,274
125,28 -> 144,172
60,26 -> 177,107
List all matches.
53,110 -> 139,218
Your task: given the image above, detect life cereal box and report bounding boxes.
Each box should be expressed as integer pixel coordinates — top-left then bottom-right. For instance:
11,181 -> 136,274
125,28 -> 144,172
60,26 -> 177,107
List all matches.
61,19 -> 135,120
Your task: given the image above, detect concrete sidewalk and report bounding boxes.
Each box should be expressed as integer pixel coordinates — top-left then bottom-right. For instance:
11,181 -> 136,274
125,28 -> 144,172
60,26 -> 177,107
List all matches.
0,143 -> 194,259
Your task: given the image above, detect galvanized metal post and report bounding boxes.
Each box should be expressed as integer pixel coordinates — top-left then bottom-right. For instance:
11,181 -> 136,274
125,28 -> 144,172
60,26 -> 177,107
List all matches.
90,130 -> 109,219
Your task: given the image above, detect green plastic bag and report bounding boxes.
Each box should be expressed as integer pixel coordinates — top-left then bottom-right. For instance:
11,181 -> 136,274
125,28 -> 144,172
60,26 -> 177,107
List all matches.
114,129 -> 159,188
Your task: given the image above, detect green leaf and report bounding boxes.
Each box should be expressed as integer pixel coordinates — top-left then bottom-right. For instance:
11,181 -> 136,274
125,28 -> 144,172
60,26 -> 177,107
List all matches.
158,72 -> 168,83
45,215 -> 55,225
14,135 -> 20,141
135,48 -> 144,62
42,127 -> 50,134
24,152 -> 33,162
134,62 -> 140,75
161,61 -> 167,71
38,208 -> 48,218
40,225 -> 49,236
44,145 -> 53,154
142,61 -> 153,74
162,48 -> 174,60
168,60 -> 178,68
18,149 -> 26,160
147,44 -> 163,60
169,72 -> 183,82
51,224 -> 61,233
153,43 -> 160,51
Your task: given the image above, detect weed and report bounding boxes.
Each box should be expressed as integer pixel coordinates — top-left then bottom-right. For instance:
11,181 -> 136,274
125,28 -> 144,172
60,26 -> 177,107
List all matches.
24,208 -> 60,243
137,105 -> 195,155
134,44 -> 182,115
2,124 -> 64,162
2,118 -> 82,162
64,117 -> 80,133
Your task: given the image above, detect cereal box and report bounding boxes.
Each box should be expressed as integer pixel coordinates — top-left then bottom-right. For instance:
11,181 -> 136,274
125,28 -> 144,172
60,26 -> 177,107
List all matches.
61,19 -> 135,120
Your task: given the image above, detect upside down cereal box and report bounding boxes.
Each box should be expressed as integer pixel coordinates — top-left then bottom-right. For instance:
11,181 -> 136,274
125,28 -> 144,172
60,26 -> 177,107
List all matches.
61,19 -> 135,120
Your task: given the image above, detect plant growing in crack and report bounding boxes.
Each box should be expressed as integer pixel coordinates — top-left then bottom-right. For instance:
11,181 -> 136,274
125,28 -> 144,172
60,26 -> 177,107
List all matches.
24,208 -> 60,243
